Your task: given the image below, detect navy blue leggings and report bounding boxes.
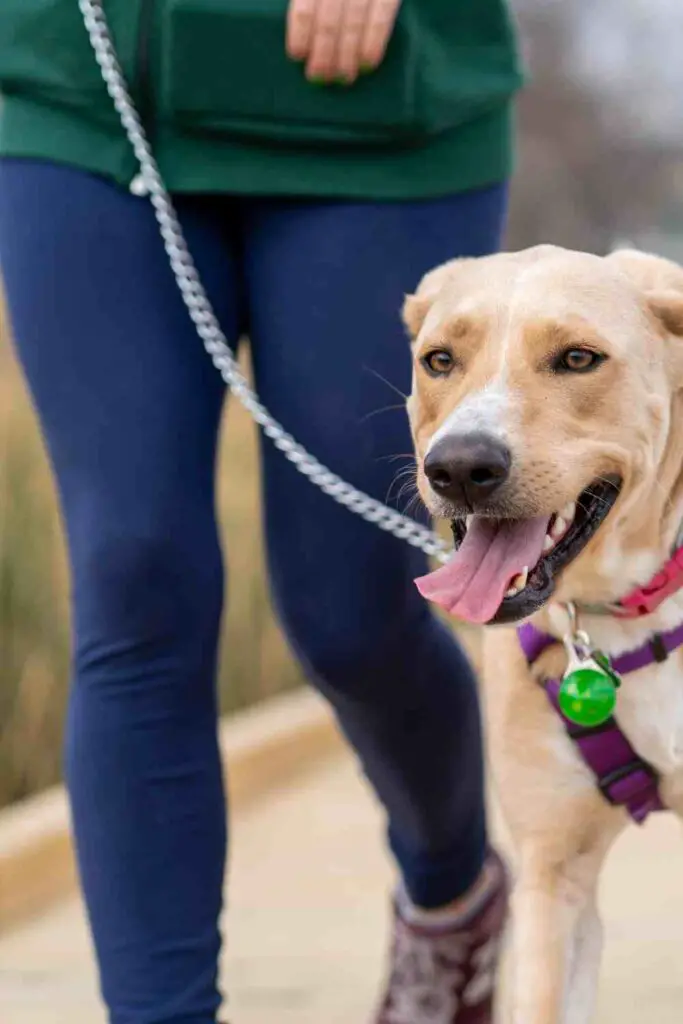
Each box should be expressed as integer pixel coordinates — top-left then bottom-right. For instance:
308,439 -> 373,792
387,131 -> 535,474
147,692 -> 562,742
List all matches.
0,161 -> 506,1024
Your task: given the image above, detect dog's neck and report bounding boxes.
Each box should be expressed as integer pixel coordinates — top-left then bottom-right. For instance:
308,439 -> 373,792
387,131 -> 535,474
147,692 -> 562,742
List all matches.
533,518 -> 683,659
534,584 -> 683,661
532,392 -> 683,653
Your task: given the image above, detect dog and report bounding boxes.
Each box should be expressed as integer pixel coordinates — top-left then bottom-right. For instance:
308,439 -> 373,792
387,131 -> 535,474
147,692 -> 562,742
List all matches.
405,245 -> 683,1023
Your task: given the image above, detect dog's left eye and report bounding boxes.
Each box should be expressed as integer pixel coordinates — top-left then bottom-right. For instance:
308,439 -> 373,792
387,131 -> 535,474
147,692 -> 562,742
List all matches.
555,348 -> 605,374
422,350 -> 454,376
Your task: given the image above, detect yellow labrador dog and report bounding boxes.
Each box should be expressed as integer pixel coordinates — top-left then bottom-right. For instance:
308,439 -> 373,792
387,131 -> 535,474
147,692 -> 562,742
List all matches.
406,246 -> 683,1023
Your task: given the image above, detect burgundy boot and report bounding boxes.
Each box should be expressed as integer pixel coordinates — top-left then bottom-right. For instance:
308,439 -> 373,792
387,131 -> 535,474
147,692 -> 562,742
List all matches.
374,851 -> 509,1024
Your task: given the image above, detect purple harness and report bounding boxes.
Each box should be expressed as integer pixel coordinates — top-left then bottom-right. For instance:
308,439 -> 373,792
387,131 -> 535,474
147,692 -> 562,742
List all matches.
517,621 -> 683,822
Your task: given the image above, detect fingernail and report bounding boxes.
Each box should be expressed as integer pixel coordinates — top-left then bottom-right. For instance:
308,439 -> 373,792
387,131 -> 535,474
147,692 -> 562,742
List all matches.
335,75 -> 351,86
360,63 -> 374,76
308,74 -> 327,85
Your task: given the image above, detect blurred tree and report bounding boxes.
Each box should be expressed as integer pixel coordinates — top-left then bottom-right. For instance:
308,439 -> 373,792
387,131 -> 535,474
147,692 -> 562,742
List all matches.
507,2 -> 683,254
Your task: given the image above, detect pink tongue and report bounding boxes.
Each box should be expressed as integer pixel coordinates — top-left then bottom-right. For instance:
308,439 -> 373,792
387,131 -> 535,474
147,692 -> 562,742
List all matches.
416,517 -> 550,624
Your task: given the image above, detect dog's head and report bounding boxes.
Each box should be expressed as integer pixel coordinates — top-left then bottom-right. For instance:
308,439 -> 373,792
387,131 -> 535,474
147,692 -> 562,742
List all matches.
406,245 -> 683,625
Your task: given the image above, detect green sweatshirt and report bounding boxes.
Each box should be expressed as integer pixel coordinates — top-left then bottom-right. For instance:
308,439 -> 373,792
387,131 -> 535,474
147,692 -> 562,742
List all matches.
0,0 -> 523,199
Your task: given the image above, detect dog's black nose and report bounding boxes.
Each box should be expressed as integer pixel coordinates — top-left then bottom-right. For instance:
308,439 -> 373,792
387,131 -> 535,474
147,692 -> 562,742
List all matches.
424,432 -> 511,505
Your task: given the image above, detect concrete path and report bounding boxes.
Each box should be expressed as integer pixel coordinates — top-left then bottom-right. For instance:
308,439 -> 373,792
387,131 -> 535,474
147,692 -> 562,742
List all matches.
1,749 -> 683,1023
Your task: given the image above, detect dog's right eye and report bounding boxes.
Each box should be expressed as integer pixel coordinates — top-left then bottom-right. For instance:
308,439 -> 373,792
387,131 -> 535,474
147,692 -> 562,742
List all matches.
422,350 -> 455,377
554,348 -> 606,374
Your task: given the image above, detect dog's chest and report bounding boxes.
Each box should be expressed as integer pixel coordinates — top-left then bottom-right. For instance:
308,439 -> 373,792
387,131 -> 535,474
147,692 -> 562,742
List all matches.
615,655 -> 683,779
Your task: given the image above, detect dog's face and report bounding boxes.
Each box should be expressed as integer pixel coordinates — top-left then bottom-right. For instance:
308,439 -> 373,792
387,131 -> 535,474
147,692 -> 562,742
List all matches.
406,246 -> 683,625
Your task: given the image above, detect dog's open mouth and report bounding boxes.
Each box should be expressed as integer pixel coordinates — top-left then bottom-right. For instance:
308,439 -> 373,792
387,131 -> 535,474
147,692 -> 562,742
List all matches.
416,476 -> 622,625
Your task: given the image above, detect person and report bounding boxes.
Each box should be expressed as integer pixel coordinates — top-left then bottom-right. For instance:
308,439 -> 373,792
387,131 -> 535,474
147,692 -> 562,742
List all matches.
0,2 -> 523,1022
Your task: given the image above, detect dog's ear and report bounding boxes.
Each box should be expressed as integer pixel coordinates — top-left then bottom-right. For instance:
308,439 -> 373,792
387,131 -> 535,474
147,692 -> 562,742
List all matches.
402,291 -> 434,339
402,257 -> 472,339
646,290 -> 683,385
647,290 -> 683,339
606,248 -> 683,295
606,248 -> 683,349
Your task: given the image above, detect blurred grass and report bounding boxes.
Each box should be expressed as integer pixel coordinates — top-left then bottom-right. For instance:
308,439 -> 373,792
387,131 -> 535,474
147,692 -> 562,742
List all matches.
0,295 -> 303,808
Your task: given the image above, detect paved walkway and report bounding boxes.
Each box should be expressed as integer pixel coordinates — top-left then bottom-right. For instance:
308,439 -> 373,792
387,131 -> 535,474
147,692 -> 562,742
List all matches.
2,749 -> 683,1023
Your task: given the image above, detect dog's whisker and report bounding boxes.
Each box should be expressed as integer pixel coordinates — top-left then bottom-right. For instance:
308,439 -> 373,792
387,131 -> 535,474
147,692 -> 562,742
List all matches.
386,466 -> 417,505
389,464 -> 417,479
399,488 -> 424,518
581,490 -> 613,511
363,366 -> 409,401
394,487 -> 415,511
384,469 -> 418,504
376,452 -> 417,465
593,475 -> 621,491
389,466 -> 417,484
395,475 -> 417,502
360,402 -> 407,424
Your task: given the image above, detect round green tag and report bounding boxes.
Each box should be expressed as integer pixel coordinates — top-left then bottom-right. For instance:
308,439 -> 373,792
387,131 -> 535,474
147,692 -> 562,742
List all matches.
558,668 -> 617,727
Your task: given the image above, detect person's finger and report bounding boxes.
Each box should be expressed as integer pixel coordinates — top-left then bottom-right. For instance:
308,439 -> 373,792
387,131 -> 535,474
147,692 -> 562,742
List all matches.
334,0 -> 371,82
359,0 -> 401,71
286,0 -> 318,62
305,0 -> 346,82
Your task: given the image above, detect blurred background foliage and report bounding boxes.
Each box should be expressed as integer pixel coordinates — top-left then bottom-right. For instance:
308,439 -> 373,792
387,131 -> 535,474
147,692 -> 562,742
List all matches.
3,0 -> 683,806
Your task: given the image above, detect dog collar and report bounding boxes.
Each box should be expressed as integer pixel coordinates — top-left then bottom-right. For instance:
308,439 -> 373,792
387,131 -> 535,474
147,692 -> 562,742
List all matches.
580,543 -> 683,619
517,621 -> 680,822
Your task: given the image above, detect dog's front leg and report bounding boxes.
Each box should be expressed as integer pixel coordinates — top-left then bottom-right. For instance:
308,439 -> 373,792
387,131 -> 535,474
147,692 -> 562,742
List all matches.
563,900 -> 603,1024
508,847 -> 606,1024
509,868 -> 578,1024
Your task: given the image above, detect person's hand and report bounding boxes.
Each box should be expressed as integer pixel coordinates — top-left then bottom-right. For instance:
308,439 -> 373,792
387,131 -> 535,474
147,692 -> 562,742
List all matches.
286,0 -> 402,84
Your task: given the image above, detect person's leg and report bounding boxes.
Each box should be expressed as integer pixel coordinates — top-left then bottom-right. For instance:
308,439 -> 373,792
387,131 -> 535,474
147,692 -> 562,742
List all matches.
0,162 -> 239,1024
243,184 -> 507,910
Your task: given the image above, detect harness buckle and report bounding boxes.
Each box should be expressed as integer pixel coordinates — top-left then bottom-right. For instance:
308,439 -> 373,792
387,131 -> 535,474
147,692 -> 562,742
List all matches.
597,759 -> 656,804
649,632 -> 669,663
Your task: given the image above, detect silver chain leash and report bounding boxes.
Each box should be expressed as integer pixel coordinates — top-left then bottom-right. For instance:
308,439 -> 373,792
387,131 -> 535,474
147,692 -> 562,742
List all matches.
78,0 -> 450,564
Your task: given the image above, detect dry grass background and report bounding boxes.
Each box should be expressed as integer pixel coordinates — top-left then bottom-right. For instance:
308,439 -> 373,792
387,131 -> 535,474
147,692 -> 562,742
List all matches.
0,294 -> 303,807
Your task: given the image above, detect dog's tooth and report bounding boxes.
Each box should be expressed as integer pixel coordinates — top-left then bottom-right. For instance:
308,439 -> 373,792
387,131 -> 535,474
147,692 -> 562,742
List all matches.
551,516 -> 567,540
505,567 -> 529,598
543,534 -> 555,553
560,501 -> 576,524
